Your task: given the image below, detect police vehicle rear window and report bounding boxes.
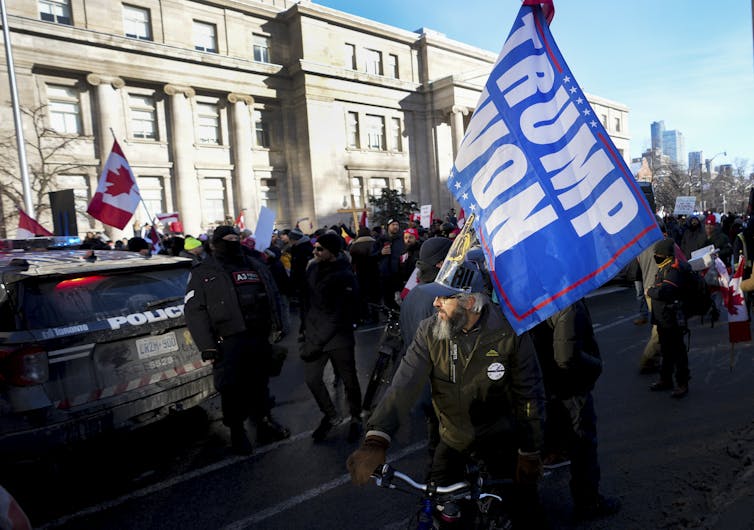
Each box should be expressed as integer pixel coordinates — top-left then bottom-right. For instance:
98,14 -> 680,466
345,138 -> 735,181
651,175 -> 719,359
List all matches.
18,269 -> 189,329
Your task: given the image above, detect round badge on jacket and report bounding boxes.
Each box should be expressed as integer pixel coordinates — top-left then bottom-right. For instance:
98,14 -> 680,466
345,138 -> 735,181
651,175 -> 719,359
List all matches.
487,362 -> 505,381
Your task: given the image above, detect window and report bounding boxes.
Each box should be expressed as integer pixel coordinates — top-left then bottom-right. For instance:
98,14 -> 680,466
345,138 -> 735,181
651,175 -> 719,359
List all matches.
393,178 -> 404,195
253,110 -> 270,148
259,177 -> 278,214
193,21 -> 217,53
601,114 -> 608,128
39,0 -> 71,25
390,117 -> 402,151
365,114 -> 385,150
197,103 -> 220,144
47,85 -> 81,134
123,4 -> 151,40
614,117 -> 621,132
369,178 -> 388,199
347,111 -> 360,148
252,34 -> 270,63
364,48 -> 382,76
351,177 -> 364,208
136,176 -> 164,223
343,43 -> 356,70
387,54 -> 399,78
203,178 -> 226,225
129,94 -> 157,140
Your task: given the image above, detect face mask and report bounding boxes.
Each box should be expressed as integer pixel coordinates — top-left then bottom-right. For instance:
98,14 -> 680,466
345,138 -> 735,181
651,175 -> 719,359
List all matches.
213,239 -> 241,259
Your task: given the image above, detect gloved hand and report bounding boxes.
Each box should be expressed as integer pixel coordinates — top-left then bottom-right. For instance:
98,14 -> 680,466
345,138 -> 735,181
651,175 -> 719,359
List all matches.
201,349 -> 222,363
515,450 -> 542,485
346,435 -> 389,486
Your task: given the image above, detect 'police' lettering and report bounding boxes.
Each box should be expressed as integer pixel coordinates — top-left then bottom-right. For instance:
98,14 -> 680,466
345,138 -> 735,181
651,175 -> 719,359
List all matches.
108,304 -> 185,330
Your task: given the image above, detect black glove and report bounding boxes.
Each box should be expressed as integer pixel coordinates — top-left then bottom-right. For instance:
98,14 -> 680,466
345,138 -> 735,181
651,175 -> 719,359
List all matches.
201,349 -> 222,363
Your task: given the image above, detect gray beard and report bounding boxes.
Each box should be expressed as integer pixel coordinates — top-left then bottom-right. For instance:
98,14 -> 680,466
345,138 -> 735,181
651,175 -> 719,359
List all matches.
432,307 -> 468,340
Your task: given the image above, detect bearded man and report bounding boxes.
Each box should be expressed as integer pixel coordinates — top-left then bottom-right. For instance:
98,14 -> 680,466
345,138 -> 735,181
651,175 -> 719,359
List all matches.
347,261 -> 548,529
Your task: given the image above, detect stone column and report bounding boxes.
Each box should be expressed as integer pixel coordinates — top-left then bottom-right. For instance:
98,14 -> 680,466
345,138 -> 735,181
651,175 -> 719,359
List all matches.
87,74 -> 128,241
449,105 -> 469,159
227,93 -> 260,230
163,84 -> 201,236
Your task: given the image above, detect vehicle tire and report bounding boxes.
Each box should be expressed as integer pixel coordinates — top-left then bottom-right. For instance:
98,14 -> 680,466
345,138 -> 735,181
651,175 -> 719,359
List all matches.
362,352 -> 392,411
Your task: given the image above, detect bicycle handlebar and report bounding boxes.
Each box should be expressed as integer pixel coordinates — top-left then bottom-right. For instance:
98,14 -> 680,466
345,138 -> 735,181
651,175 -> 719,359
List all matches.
372,464 -> 471,494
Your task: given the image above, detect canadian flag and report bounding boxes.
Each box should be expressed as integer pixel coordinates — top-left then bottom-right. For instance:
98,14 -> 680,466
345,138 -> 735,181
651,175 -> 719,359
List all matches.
724,256 -> 751,344
457,207 -> 466,229
87,140 -> 141,230
235,209 -> 247,231
146,224 -> 162,255
400,267 -> 420,300
154,212 -> 179,225
16,208 -> 53,239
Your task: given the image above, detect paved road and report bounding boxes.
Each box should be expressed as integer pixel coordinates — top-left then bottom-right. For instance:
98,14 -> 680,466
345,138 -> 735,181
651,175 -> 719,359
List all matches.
4,286 -> 754,529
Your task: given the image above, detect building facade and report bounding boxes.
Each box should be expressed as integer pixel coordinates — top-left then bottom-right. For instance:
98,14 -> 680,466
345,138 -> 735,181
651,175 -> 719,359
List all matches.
0,0 -> 632,239
662,129 -> 685,169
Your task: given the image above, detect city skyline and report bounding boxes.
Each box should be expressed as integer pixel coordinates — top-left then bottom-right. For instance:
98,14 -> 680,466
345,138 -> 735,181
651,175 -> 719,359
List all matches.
314,0 -> 754,169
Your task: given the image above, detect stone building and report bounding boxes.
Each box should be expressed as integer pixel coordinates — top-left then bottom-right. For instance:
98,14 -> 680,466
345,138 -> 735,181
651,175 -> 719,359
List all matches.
0,0 -> 631,239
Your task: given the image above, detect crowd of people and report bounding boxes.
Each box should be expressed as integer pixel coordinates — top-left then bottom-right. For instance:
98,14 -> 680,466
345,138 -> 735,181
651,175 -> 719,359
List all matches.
90,207 -> 754,527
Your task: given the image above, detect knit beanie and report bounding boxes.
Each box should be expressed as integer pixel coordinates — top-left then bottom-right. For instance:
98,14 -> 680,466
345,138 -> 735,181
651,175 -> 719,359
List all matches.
316,232 -> 342,255
654,238 -> 675,258
184,236 -> 202,251
289,228 -> 304,241
419,237 -> 452,266
212,225 -> 237,242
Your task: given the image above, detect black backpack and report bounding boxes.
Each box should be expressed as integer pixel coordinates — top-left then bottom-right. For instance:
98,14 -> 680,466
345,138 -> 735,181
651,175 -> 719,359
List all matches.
680,266 -> 718,324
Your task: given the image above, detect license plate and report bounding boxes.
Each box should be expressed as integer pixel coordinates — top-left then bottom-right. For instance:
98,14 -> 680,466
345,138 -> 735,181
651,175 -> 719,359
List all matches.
136,332 -> 179,359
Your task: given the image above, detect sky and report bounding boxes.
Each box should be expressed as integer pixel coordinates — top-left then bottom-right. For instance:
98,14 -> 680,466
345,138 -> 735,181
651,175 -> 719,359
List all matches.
314,0 -> 754,170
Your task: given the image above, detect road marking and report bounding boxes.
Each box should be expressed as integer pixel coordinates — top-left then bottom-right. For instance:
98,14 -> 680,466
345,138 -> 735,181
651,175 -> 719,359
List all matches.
40,430 -> 317,529
592,314 -> 641,333
220,441 -> 426,530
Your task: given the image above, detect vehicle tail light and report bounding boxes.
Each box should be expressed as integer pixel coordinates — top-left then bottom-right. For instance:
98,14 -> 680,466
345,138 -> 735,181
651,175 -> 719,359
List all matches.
0,346 -> 49,386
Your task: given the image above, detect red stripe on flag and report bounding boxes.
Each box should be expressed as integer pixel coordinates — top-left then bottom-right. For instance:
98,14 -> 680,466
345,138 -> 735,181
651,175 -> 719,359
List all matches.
729,320 -> 751,344
87,192 -> 135,230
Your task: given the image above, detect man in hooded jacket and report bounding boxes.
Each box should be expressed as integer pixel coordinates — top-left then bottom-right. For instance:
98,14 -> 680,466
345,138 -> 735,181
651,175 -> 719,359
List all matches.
184,225 -> 290,454
301,232 -> 363,443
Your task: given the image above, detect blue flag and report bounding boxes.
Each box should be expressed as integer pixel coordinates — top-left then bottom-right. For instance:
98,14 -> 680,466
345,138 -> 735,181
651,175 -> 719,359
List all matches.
448,4 -> 661,334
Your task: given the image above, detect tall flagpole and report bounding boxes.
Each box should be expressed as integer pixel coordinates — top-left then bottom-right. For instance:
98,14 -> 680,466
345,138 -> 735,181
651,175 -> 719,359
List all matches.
0,0 -> 33,215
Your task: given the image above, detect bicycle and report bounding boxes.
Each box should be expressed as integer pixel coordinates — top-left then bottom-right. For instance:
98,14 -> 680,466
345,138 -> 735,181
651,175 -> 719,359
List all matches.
361,304 -> 403,411
371,463 -> 513,529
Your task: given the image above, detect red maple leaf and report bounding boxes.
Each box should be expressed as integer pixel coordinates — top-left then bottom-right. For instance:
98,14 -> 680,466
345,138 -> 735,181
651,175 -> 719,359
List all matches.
105,165 -> 134,197
723,286 -> 746,316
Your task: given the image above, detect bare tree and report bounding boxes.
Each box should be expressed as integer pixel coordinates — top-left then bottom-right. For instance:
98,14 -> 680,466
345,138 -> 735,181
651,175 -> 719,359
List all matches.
652,162 -> 695,213
0,105 -> 91,226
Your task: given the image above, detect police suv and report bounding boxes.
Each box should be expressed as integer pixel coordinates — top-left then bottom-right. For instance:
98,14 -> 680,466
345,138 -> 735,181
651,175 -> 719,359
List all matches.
0,238 -> 214,458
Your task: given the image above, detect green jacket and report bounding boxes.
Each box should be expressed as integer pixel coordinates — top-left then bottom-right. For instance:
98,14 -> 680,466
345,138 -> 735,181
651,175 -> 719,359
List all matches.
367,302 -> 545,453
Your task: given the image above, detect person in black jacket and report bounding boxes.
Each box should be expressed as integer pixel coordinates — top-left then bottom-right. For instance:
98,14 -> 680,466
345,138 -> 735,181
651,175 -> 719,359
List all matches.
377,219 -> 405,310
349,226 -> 380,324
301,232 -> 363,443
529,299 -> 620,521
184,225 -> 290,454
647,238 -> 691,398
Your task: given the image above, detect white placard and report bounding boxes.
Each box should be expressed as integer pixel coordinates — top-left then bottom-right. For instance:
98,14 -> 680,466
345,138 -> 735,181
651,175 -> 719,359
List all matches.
673,196 -> 696,216
254,206 -> 276,252
420,204 -> 432,229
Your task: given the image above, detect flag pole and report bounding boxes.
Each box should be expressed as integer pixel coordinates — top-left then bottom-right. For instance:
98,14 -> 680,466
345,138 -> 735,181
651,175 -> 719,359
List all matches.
1,0 -> 33,215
